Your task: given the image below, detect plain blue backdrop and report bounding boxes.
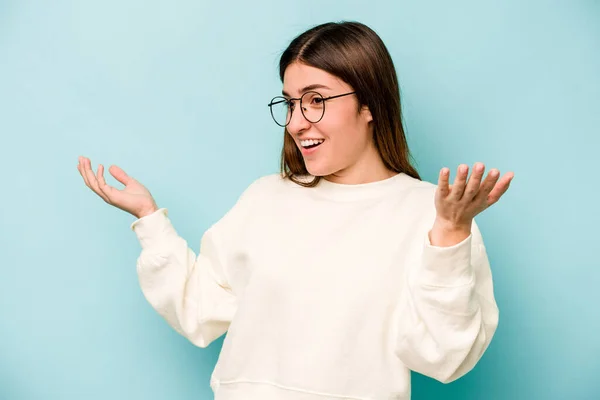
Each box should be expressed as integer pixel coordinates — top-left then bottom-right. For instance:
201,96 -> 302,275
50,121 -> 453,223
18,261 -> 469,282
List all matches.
0,0 -> 598,399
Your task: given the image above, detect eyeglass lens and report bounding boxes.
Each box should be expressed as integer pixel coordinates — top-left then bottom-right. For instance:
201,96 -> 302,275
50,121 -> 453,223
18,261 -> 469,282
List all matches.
269,91 -> 325,127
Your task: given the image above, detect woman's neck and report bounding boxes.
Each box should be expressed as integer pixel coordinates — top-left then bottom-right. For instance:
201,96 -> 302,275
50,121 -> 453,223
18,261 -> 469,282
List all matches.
323,142 -> 396,185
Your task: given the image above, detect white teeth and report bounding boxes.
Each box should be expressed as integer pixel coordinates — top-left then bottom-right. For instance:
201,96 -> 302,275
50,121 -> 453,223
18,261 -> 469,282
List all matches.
300,139 -> 324,147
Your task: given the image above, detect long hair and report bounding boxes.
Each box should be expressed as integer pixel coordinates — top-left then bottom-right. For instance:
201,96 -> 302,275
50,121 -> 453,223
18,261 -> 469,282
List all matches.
278,21 -> 421,187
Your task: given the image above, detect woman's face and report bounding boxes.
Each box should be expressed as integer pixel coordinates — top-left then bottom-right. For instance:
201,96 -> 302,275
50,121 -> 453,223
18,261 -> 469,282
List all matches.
282,62 -> 374,180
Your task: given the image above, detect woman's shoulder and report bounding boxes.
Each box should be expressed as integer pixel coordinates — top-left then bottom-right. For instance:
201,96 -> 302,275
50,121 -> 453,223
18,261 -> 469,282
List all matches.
236,173 -> 290,201
246,172 -> 289,192
393,173 -> 438,201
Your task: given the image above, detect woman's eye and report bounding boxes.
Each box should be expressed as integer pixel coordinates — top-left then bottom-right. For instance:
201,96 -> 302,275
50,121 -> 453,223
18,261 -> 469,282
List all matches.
310,97 -> 323,106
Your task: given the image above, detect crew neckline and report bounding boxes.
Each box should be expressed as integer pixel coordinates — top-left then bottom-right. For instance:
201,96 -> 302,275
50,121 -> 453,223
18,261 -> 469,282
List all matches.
311,172 -> 414,201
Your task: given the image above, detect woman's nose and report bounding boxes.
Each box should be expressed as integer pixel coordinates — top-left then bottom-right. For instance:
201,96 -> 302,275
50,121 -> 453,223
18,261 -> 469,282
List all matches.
286,106 -> 311,134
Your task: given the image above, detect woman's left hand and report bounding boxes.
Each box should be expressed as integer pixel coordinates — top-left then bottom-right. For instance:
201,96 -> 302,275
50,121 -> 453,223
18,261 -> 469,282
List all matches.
429,162 -> 514,246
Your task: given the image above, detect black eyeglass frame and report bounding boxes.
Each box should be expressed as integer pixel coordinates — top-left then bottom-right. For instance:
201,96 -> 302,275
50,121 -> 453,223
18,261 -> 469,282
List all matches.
267,91 -> 357,127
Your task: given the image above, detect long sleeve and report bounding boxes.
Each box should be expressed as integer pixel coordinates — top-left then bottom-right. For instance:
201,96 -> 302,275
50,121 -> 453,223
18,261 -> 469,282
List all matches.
130,179 -> 262,348
394,219 -> 499,383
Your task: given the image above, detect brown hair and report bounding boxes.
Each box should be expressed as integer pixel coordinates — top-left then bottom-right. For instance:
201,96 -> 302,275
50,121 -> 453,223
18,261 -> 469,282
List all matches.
277,21 -> 421,187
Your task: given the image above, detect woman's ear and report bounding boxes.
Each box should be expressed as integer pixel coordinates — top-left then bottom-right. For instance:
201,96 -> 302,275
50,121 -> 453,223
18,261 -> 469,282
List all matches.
361,105 -> 373,123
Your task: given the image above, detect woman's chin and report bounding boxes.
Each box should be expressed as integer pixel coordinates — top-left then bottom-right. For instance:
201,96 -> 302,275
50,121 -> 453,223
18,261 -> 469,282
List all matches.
305,163 -> 334,177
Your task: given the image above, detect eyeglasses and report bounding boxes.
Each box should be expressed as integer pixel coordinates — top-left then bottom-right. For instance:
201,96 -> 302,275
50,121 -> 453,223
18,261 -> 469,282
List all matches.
267,91 -> 356,127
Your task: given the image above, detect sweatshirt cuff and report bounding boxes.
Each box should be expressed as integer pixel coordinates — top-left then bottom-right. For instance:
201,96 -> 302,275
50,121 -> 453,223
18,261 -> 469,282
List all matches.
418,230 -> 474,287
130,208 -> 178,250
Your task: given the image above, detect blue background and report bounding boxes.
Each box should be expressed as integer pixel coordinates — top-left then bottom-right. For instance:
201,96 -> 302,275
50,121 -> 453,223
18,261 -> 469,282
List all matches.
0,0 -> 598,399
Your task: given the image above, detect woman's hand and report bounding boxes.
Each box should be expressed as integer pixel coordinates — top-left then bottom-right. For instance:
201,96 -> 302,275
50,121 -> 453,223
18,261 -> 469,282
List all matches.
77,156 -> 159,219
429,162 -> 514,247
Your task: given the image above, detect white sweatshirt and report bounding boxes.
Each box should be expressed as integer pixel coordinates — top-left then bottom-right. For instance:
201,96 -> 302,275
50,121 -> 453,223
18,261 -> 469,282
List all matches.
131,172 -> 499,400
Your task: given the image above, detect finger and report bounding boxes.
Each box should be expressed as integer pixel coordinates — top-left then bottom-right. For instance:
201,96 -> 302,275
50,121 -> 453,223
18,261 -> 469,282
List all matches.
83,158 -> 97,188
437,167 -> 451,197
449,164 -> 469,201
83,158 -> 104,197
84,158 -> 110,203
109,165 -> 133,187
462,162 -> 485,201
96,164 -> 117,202
78,157 -> 91,188
474,168 -> 501,205
482,168 -> 501,194
486,172 -> 514,206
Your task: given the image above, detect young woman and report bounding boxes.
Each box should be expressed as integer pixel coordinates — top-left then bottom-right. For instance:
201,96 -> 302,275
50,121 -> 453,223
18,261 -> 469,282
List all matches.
78,21 -> 513,400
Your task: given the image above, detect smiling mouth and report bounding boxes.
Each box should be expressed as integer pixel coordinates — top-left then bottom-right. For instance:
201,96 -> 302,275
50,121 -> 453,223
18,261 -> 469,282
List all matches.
303,142 -> 323,149
300,139 -> 325,150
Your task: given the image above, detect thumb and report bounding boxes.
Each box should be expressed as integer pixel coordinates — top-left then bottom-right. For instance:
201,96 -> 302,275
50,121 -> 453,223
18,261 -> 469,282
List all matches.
109,165 -> 133,186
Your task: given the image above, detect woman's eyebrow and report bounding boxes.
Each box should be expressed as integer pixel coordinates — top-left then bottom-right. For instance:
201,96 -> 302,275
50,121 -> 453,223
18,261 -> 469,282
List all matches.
282,84 -> 332,97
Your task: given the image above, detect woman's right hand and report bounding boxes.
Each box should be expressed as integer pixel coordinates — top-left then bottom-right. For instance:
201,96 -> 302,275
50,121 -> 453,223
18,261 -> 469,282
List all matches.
77,156 -> 159,219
